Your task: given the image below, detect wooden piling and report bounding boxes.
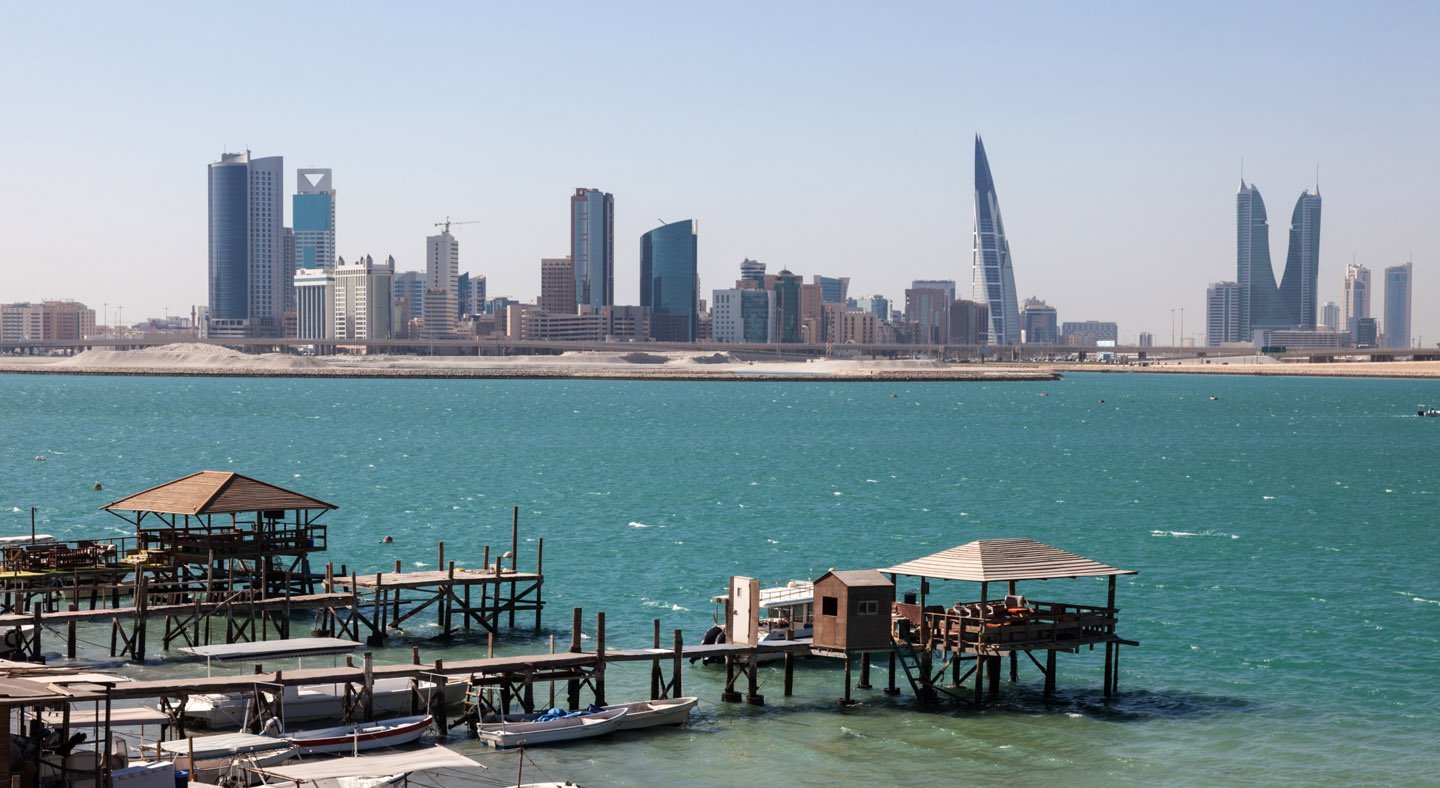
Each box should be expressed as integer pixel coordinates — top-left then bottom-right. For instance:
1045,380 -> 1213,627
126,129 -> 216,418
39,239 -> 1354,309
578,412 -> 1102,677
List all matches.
67,604 -> 77,660
858,652 -> 872,690
567,607 -> 582,710
650,619 -> 662,700
840,655 -> 854,706
595,611 -> 606,706
671,629 -> 683,699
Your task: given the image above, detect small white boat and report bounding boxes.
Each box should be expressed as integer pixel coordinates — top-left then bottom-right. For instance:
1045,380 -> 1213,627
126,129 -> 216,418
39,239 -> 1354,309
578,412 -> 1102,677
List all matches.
184,676 -> 464,728
475,707 -> 628,749
155,732 -> 297,785
598,696 -> 697,730
285,714 -> 432,755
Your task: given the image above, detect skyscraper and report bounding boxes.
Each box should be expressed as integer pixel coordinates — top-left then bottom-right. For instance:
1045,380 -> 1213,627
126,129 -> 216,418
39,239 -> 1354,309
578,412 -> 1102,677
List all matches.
1343,263 -> 1370,331
1321,300 -> 1339,331
207,151 -> 284,338
813,276 -> 850,304
294,169 -> 336,271
540,257 -> 576,314
1383,263 -> 1412,348
640,220 -> 698,342
1235,181 -> 1291,339
1020,296 -> 1058,344
739,258 -> 766,288
972,136 -> 1020,345
1278,189 -> 1322,328
1206,281 -> 1242,346
773,270 -> 802,343
333,255 -> 394,341
913,280 -> 957,303
571,188 -> 614,310
422,229 -> 459,338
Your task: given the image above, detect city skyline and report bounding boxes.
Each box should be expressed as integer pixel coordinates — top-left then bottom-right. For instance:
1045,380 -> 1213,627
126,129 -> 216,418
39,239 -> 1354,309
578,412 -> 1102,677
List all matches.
2,4 -> 1437,345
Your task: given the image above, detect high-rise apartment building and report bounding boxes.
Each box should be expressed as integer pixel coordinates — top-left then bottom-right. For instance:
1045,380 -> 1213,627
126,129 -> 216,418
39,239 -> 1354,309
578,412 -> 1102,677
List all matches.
422,229 -> 460,338
905,287 -> 950,344
640,220 -> 699,342
540,257 -> 576,314
913,280 -> 957,303
208,151 -> 284,338
972,136 -> 1020,345
572,188 -> 614,310
1383,263 -> 1412,348
1343,263 -> 1370,331
712,288 -> 776,343
333,255 -> 394,341
1020,296 -> 1058,344
1321,300 -> 1339,331
1278,189 -> 1322,328
1206,281 -> 1242,346
949,299 -> 989,345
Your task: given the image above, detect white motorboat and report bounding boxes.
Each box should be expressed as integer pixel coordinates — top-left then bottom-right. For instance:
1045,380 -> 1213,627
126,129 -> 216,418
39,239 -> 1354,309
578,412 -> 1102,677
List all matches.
184,675 -> 464,728
597,696 -> 697,730
285,714 -> 432,755
700,580 -> 814,663
475,707 -> 628,749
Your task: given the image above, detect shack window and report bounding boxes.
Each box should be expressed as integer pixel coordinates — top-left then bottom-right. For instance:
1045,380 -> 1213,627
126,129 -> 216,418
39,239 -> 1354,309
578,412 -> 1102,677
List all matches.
821,596 -> 838,616
857,600 -> 879,615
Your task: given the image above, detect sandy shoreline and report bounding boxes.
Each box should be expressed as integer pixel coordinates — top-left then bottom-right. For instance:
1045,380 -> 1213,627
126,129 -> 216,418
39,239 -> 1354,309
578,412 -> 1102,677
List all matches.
3,343 -> 1439,380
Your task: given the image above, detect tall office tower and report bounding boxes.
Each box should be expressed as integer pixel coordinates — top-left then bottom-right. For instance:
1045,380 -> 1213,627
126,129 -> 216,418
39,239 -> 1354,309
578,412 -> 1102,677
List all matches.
1206,281 -> 1243,346
571,188 -> 614,309
422,229 -> 460,338
1383,263 -> 1412,348
640,220 -> 699,342
914,279 -> 957,303
813,276 -> 850,304
712,288 -> 776,343
1020,296 -> 1058,344
294,169 -> 336,271
294,268 -> 333,340
740,258 -> 766,288
904,288 -> 950,344
282,227 -> 296,317
1343,263 -> 1371,331
1321,300 -> 1339,331
333,255 -> 395,340
208,151 -> 284,338
1278,189 -> 1322,328
949,299 -> 989,344
540,257 -> 577,314
1236,181 -> 1292,339
461,274 -> 487,316
772,270 -> 802,343
972,137 -> 1020,345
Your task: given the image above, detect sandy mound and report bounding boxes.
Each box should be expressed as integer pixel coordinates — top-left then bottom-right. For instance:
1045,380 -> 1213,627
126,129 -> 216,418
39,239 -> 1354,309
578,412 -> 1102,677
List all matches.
57,343 -> 322,370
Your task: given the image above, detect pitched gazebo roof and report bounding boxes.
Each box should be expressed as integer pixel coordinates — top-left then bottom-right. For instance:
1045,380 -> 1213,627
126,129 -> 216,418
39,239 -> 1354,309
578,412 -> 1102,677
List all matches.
880,538 -> 1134,583
102,471 -> 337,516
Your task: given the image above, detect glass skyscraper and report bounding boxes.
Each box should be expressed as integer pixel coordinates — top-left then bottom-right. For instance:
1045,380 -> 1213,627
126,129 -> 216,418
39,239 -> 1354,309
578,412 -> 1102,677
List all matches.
571,188 -> 614,310
207,151 -> 284,337
640,220 -> 699,342
1279,189 -> 1322,329
1383,263 -> 1412,348
972,136 -> 1020,345
294,169 -> 335,271
1235,181 -> 1292,338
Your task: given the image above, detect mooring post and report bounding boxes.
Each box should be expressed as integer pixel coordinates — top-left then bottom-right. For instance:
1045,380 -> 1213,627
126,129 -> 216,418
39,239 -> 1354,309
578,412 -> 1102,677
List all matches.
535,537 -> 545,633
973,653 -> 985,705
31,607 -> 43,663
133,571 -> 147,662
391,561 -> 402,628
672,629 -> 683,699
567,607 -> 582,710
443,561 -> 456,635
840,655 -> 854,706
885,651 -> 899,695
721,654 -> 740,703
432,659 -> 447,737
746,653 -> 763,706
67,604 -> 77,660
437,542 -> 444,572
858,652 -> 872,690
362,651 -> 375,722
595,611 -> 606,706
988,655 -> 1001,700
783,649 -> 795,697
650,619 -> 662,700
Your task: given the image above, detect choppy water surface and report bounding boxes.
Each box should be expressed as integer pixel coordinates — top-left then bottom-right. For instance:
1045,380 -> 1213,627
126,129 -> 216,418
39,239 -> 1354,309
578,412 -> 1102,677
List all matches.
3,372 -> 1437,786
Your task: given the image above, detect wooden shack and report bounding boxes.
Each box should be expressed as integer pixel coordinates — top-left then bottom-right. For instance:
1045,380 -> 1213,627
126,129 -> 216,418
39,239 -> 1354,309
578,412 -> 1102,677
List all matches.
812,569 -> 895,653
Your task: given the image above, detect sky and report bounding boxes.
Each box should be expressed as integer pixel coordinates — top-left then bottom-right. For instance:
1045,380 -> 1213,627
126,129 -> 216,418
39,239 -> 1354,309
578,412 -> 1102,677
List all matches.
2,1 -> 1437,345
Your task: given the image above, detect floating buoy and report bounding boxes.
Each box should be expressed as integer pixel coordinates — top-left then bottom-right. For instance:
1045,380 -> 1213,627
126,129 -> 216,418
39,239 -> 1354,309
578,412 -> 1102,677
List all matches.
1209,396 -> 1218,401
382,535 -> 394,544
1098,399 -> 1105,404
34,455 -> 44,462
93,482 -> 103,491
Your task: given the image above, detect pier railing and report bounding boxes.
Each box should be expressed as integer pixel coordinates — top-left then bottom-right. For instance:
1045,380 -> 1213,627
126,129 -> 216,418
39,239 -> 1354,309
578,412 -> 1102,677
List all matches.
137,523 -> 326,559
899,598 -> 1118,653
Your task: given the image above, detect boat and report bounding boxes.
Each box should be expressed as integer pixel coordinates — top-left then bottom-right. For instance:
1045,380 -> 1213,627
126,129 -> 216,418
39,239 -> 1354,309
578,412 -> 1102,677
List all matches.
474,707 -> 628,749
154,732 -> 298,785
284,714 -> 432,755
1418,406 -> 1440,417
177,638 -> 466,728
596,696 -> 696,730
699,580 -> 813,663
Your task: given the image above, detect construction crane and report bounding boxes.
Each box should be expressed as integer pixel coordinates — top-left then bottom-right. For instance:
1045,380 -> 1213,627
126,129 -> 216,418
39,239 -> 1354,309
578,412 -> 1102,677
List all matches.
433,217 -> 480,234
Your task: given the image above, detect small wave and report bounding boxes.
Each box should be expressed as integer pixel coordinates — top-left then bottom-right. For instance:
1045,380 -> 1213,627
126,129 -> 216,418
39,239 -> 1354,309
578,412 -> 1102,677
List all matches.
1262,495 -> 1275,500
9,507 -> 20,513
833,491 -> 843,496
412,562 -> 428,568
767,539 -> 780,544
628,522 -> 652,528
865,479 -> 878,483
1410,596 -> 1440,606
1150,530 -> 1240,539
641,598 -> 690,612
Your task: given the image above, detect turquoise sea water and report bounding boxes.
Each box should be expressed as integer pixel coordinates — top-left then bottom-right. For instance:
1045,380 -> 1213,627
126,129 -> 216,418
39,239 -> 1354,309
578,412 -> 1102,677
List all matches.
3,372 -> 1438,786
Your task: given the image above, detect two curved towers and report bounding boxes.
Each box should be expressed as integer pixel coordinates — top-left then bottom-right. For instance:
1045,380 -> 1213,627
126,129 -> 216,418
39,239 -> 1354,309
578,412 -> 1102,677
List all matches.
1236,180 -> 1322,337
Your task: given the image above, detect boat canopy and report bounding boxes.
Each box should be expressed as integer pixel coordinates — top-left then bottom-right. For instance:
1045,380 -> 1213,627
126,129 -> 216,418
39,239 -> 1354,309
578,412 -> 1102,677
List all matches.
180,637 -> 358,662
253,745 -> 485,780
159,732 -> 289,758
42,706 -> 169,727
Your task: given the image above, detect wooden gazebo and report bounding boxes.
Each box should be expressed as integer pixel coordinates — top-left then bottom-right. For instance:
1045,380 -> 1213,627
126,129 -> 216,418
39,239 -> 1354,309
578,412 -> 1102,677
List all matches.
880,538 -> 1138,704
103,471 -> 336,596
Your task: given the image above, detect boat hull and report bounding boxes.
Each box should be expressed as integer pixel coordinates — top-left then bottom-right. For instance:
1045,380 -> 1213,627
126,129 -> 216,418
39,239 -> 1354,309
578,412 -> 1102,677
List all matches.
475,707 -> 628,749
286,714 -> 432,755
602,697 -> 697,730
185,678 -> 464,729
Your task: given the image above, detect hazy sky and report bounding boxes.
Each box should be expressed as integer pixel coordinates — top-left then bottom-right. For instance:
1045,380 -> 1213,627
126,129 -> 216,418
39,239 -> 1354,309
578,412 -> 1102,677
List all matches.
3,2 -> 1436,344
